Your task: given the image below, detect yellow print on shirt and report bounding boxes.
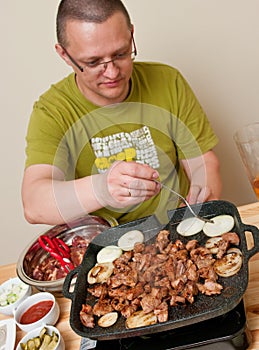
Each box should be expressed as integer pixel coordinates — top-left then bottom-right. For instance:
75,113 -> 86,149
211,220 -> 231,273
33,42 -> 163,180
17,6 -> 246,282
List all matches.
91,126 -> 160,173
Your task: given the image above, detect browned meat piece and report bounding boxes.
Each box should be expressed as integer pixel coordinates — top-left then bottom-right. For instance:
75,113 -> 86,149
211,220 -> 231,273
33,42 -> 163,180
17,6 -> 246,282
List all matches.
133,242 -> 145,253
140,292 -> 162,313
170,293 -> 186,306
32,256 -> 67,281
155,230 -> 170,252
80,304 -> 95,328
186,261 -> 199,282
143,244 -> 157,255
70,235 -> 89,266
181,281 -> 199,304
215,239 -> 229,259
196,280 -> 223,295
186,240 -> 199,251
121,302 -> 139,318
154,301 -> 168,323
198,266 -> 218,282
109,269 -> 138,288
111,297 -> 130,312
93,298 -> 114,317
125,282 -> 145,300
132,252 -> 153,272
87,284 -> 108,298
222,232 -> 240,246
114,250 -> 133,265
190,247 -> 215,269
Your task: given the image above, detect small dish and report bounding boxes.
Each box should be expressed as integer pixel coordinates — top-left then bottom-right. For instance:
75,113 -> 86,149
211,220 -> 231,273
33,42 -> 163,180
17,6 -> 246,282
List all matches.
0,318 -> 16,350
14,292 -> 60,332
16,325 -> 65,350
0,276 -> 31,316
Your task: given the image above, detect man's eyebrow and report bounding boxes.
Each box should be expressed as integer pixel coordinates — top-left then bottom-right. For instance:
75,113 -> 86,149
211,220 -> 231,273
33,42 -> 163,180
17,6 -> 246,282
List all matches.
79,42 -> 131,62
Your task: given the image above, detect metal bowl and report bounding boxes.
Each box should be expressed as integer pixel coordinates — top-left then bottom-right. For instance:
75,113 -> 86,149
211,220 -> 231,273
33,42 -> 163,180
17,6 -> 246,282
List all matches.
16,215 -> 117,296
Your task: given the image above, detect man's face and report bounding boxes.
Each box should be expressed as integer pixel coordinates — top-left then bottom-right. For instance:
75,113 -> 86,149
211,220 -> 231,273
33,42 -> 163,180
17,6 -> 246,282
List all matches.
58,12 -> 134,106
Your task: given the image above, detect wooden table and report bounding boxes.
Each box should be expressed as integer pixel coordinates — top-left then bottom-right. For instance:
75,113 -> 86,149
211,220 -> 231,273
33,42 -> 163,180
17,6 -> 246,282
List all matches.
1,202 -> 259,349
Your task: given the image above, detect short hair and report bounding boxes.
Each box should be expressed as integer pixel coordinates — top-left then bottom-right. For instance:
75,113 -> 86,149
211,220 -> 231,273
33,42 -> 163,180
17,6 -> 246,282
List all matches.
56,0 -> 132,47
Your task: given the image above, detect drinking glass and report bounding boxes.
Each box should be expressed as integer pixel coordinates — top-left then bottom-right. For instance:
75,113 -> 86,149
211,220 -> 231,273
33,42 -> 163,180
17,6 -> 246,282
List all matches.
234,122 -> 259,200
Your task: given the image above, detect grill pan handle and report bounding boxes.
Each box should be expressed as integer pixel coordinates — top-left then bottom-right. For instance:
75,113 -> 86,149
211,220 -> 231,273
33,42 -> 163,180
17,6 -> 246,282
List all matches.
62,265 -> 80,300
242,224 -> 259,260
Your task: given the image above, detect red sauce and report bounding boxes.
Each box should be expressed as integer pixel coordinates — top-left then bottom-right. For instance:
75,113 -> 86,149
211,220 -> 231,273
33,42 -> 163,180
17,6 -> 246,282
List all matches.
20,300 -> 53,324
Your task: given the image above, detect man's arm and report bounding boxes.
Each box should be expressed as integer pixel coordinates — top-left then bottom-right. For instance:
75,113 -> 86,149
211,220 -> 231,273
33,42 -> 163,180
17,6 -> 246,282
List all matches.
181,150 -> 222,204
22,161 -> 160,225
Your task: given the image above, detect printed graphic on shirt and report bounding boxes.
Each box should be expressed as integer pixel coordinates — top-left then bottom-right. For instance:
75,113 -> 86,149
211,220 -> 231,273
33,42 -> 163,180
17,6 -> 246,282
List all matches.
91,126 -> 160,173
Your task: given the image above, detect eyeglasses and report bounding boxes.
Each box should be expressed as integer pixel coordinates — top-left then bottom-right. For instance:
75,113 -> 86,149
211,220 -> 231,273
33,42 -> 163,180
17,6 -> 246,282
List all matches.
62,31 -> 137,74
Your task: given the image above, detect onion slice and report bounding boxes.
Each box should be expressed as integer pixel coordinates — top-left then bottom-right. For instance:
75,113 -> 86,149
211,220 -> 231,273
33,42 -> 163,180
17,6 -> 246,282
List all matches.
214,248 -> 242,277
87,262 -> 114,284
97,245 -> 122,263
176,217 -> 205,236
203,215 -> 235,237
98,312 -> 118,328
118,230 -> 144,251
125,310 -> 157,329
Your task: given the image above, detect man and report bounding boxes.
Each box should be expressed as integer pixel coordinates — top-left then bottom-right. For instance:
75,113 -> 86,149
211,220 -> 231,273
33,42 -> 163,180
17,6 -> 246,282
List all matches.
22,0 -> 221,226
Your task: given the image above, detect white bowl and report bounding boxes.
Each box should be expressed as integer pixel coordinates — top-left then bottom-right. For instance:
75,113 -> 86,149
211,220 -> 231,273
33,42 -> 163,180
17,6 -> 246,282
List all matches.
16,325 -> 65,350
14,292 -> 60,332
0,277 -> 31,316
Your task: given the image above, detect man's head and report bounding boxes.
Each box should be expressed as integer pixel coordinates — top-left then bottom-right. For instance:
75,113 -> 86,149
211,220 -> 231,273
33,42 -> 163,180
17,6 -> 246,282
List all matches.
55,0 -> 135,106
56,0 -> 132,48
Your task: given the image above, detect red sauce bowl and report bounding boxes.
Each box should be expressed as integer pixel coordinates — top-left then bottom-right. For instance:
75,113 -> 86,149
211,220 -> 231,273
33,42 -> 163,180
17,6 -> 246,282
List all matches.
14,292 -> 60,332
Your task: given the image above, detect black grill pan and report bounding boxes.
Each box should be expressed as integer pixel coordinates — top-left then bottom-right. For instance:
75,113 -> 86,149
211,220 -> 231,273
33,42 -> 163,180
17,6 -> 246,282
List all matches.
63,200 -> 259,340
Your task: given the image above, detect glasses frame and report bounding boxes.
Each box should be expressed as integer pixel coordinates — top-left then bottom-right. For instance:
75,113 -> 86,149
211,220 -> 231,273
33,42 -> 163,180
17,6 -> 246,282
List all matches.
62,31 -> 137,73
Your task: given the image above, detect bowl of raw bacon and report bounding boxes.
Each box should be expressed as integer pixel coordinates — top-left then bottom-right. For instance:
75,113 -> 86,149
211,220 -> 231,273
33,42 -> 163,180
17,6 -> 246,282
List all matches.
16,214 -> 117,296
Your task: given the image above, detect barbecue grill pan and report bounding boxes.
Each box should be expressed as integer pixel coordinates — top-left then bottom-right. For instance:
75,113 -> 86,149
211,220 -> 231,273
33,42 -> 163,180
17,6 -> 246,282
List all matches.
63,200 -> 259,340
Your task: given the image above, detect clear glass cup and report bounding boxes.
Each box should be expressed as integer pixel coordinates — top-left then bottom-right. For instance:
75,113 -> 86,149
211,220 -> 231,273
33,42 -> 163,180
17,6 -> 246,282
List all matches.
234,122 -> 259,200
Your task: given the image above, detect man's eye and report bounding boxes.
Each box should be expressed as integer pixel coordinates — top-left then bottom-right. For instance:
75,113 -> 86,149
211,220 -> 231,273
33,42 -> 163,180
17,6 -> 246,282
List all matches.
115,52 -> 128,59
86,60 -> 101,68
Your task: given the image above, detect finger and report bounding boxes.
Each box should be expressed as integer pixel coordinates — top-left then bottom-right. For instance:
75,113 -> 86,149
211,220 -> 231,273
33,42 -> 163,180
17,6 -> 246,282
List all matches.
110,160 -> 159,180
197,186 -> 211,203
187,185 -> 201,204
187,185 -> 211,204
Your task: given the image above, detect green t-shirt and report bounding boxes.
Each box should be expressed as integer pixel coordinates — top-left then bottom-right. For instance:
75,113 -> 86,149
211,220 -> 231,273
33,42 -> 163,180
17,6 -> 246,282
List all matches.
25,62 -> 218,224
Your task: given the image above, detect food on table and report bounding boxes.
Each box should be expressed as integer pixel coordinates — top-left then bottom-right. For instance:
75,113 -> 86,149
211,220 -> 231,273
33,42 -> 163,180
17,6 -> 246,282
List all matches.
118,230 -> 144,251
214,247 -> 243,277
97,245 -> 123,263
20,300 -> 53,324
176,217 -> 205,236
98,312 -> 118,328
0,281 -> 28,307
20,326 -> 59,350
125,310 -> 157,329
32,235 -> 90,282
205,232 -> 240,258
203,214 -> 235,237
87,262 -> 114,284
80,226 -> 242,329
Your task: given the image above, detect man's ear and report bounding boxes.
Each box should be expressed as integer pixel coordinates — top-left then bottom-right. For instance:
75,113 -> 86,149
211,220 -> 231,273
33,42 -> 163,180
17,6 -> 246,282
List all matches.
55,43 -> 72,67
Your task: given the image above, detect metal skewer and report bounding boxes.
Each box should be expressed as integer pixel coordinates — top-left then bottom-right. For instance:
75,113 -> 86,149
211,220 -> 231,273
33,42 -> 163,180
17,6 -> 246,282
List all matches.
154,180 -> 214,223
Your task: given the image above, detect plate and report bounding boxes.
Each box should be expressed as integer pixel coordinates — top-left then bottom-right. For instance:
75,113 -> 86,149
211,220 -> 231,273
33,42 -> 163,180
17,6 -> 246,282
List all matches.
0,318 -> 16,350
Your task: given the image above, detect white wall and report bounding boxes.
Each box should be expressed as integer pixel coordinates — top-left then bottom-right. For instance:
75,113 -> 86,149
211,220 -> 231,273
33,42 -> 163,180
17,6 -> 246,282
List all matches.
1,0 -> 258,265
